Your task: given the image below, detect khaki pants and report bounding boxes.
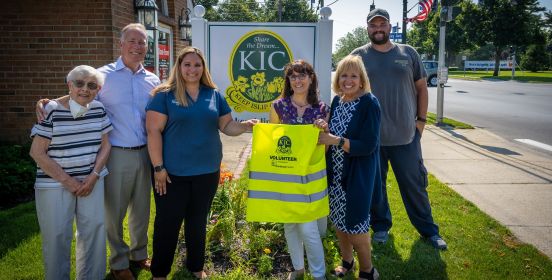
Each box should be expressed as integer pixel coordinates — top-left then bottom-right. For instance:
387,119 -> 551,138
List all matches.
35,179 -> 106,280
104,147 -> 151,270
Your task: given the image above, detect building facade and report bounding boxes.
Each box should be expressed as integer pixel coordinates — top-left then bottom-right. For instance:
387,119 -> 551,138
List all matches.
0,0 -> 190,142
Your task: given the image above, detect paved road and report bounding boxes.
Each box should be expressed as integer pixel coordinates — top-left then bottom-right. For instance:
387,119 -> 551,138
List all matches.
427,79 -> 552,153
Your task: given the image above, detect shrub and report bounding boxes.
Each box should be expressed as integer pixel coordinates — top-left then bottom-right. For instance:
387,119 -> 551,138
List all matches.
521,44 -> 550,72
205,167 -> 289,276
0,144 -> 36,208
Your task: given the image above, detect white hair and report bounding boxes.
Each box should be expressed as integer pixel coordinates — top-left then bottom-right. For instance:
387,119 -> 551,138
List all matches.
66,65 -> 105,86
120,23 -> 147,43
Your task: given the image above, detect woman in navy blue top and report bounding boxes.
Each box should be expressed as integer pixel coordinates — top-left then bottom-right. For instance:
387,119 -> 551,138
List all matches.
146,47 -> 258,279
315,55 -> 382,280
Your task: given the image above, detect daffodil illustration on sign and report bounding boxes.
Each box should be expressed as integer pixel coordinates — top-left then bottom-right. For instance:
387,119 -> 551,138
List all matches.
226,30 -> 293,113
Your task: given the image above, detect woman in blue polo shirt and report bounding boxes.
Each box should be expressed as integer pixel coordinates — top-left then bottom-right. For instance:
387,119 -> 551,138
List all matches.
145,47 -> 257,279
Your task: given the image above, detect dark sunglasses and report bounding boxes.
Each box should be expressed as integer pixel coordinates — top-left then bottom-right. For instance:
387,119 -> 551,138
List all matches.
72,80 -> 99,90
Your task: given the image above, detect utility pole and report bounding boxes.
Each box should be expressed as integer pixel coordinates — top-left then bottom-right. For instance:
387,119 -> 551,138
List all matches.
278,0 -> 282,22
510,45 -> 516,79
436,11 -> 446,124
402,0 -> 407,44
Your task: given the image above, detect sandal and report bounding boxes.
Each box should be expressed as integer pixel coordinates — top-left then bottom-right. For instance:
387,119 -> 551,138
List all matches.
358,267 -> 379,280
330,258 -> 354,278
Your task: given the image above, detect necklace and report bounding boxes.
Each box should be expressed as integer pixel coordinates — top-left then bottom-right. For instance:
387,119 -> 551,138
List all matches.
291,99 -> 309,108
291,99 -> 309,123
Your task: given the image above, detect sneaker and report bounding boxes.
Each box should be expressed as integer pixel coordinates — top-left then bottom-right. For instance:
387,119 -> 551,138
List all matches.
372,231 -> 389,244
428,235 -> 448,250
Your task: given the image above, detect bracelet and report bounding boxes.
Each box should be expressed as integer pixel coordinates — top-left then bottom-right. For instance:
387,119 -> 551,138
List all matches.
416,116 -> 427,123
337,136 -> 345,148
93,171 -> 101,177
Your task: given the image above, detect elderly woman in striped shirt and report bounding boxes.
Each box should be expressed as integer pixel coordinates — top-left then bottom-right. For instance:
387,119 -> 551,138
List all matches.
29,65 -> 112,280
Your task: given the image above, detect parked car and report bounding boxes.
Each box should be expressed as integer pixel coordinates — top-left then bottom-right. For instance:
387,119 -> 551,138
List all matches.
423,60 -> 439,87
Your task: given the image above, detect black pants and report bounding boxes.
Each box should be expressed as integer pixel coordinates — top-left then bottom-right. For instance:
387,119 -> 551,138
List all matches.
370,129 -> 439,237
150,170 -> 220,277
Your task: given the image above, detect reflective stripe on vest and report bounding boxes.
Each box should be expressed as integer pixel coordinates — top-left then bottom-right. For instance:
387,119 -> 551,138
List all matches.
248,188 -> 328,203
249,169 -> 327,184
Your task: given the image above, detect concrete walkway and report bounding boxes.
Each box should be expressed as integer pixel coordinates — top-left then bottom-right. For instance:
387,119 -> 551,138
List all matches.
220,133 -> 252,177
220,126 -> 552,259
422,126 -> 552,259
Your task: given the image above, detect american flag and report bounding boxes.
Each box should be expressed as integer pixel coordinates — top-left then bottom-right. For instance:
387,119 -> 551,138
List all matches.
407,0 -> 434,23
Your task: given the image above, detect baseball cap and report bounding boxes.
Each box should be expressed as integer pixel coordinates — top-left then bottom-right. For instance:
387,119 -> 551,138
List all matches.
367,8 -> 390,23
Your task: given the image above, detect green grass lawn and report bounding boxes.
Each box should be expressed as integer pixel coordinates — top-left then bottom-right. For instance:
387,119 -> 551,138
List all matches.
449,70 -> 552,83
1,168 -> 551,279
426,112 -> 474,129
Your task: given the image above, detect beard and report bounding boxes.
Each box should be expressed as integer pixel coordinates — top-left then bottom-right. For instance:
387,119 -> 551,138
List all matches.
369,31 -> 389,45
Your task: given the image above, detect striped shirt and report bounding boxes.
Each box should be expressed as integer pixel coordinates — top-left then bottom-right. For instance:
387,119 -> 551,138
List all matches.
31,100 -> 113,189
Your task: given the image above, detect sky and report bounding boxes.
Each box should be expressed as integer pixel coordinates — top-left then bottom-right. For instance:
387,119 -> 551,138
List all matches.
328,0 -> 552,52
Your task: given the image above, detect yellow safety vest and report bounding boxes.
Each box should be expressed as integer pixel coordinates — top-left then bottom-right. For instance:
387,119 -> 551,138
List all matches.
247,123 -> 329,223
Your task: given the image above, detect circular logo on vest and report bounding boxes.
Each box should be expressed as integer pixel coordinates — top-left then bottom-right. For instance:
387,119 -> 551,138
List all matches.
276,136 -> 292,155
226,30 -> 293,113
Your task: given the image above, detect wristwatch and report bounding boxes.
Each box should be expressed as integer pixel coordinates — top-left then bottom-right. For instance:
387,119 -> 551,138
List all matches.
154,164 -> 165,172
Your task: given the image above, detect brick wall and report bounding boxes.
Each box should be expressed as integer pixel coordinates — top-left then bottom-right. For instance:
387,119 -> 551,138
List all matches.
0,0 -> 117,143
0,0 -> 186,143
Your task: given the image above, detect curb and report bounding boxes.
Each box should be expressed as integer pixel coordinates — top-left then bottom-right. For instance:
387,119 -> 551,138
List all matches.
233,138 -> 252,180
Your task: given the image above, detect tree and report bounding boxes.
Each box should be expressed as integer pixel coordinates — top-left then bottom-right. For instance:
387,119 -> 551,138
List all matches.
464,0 -> 545,76
332,27 -> 369,64
407,1 -> 478,65
408,11 -> 437,57
263,0 -> 318,22
521,44 -> 550,71
195,0 -> 221,21
195,0 -> 318,23
544,10 -> 552,64
214,0 -> 265,22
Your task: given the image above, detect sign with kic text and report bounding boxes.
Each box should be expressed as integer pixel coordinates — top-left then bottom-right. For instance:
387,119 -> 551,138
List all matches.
208,23 -> 317,122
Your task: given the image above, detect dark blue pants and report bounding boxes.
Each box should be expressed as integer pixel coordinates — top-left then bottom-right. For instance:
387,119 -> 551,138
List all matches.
370,130 -> 439,237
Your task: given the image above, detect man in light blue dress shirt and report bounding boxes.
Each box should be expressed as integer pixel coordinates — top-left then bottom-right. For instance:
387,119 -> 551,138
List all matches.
96,23 -> 160,280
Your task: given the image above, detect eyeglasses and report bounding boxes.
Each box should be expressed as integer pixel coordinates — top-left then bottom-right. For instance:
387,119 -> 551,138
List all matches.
288,73 -> 308,81
72,80 -> 99,90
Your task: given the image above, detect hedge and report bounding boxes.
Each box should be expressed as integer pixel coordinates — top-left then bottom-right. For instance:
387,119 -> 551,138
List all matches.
0,144 -> 36,208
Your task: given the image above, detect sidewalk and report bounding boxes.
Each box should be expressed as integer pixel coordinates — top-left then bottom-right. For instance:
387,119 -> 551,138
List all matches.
422,126 -> 552,259
220,126 -> 552,259
220,133 -> 252,178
